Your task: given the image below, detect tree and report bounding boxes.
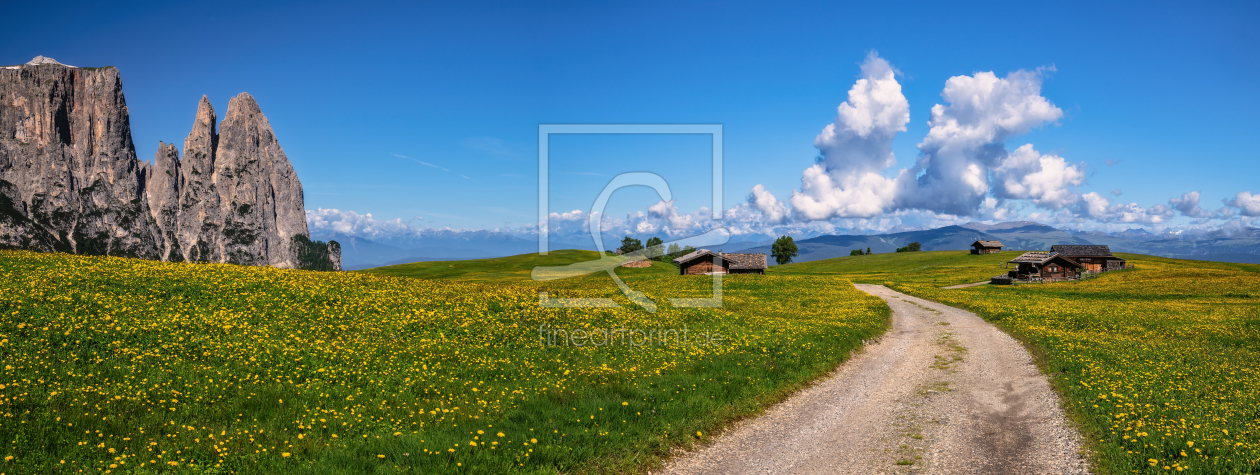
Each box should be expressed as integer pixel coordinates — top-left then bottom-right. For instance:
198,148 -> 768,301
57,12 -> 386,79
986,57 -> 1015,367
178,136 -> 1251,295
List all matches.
895,241 -> 922,253
645,236 -> 664,258
666,242 -> 681,257
291,235 -> 338,271
771,235 -> 799,265
850,249 -> 863,256
618,236 -> 643,254
866,247 -> 872,255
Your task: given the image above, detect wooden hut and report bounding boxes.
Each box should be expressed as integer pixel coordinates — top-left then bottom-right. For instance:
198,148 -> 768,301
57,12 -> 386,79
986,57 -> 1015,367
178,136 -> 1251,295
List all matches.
971,240 -> 1004,254
1050,245 -> 1126,272
672,249 -> 767,275
1005,252 -> 1083,281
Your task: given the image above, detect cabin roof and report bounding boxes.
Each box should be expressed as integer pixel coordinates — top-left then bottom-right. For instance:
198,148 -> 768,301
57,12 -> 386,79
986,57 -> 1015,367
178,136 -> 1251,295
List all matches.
1008,251 -> 1082,268
725,253 -> 767,270
673,249 -> 767,269
1050,245 -> 1115,257
673,249 -> 721,264
973,240 -> 1004,248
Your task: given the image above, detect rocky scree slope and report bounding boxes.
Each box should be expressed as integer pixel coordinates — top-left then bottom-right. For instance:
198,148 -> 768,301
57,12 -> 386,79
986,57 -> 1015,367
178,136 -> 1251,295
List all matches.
0,57 -> 337,269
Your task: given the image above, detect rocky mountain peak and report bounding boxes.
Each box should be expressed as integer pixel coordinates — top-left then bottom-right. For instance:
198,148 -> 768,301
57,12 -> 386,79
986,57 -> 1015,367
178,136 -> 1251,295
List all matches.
0,61 -> 338,270
24,55 -> 73,67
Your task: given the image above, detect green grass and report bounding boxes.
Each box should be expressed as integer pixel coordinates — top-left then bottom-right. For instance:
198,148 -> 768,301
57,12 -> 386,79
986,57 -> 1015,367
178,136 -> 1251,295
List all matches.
0,250 -> 887,474
11,244 -> 1255,474
361,250 -> 675,284
771,249 -> 1014,286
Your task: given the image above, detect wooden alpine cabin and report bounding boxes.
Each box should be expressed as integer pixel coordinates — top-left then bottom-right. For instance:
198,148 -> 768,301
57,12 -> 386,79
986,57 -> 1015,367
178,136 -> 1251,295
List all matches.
672,249 -> 767,275
1050,245 -> 1126,272
1005,252 -> 1083,282
971,240 -> 1004,254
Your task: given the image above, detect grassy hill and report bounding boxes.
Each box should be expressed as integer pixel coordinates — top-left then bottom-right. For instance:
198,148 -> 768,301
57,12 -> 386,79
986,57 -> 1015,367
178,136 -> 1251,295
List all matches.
738,223 -> 1097,265
0,250 -> 886,474
360,249 -> 673,284
770,249 -> 1013,285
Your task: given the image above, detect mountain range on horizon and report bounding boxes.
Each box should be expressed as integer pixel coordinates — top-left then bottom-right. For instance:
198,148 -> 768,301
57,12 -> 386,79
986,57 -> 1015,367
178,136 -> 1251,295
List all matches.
738,221 -> 1260,266
318,220 -> 1260,269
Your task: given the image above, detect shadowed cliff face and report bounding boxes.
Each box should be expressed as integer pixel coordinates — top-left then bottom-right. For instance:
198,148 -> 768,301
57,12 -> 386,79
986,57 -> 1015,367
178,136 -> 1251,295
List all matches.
0,62 -> 159,257
0,59 -> 326,269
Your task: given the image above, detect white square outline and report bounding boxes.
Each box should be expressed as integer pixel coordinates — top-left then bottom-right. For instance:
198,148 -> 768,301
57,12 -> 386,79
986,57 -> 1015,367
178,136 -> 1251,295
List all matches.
537,124 -> 724,308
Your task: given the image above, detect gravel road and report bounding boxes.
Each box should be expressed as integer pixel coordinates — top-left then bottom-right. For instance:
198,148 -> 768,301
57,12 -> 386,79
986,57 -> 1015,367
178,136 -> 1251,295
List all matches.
658,284 -> 1089,475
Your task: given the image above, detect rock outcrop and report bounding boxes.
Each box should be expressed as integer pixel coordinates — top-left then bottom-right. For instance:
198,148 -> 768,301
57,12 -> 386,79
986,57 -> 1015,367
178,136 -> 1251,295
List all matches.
0,57 -> 160,258
0,56 -> 336,269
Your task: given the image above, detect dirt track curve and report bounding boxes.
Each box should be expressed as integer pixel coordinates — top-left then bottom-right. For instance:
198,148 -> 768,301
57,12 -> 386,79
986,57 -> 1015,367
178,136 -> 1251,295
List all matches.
659,284 -> 1090,475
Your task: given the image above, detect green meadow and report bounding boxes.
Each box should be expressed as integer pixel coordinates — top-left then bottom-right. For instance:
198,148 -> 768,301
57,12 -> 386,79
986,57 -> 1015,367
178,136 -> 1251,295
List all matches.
0,250 -> 886,474
2,247 -> 1257,473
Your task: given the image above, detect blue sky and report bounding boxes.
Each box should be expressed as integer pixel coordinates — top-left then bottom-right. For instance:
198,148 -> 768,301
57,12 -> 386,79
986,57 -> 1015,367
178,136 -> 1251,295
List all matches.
4,0 -> 1258,239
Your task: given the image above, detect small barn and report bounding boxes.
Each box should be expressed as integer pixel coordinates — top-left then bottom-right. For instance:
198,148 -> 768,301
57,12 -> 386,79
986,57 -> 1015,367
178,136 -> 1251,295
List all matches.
1005,252 -> 1083,281
971,240 -> 1004,254
672,249 -> 767,275
1050,245 -> 1126,272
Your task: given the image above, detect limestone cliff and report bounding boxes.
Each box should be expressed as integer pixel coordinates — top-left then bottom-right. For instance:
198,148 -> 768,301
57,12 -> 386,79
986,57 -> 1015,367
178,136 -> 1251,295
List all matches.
0,56 -> 339,270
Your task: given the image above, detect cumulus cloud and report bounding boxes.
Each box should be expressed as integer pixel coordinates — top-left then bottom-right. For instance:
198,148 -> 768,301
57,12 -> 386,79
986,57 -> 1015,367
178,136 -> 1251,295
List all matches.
1169,191 -> 1210,218
768,59 -> 1080,224
1075,192 -> 1174,224
1226,191 -> 1260,217
787,51 -> 907,220
307,208 -> 411,236
647,200 -> 703,233
990,144 -> 1085,209
747,184 -> 789,223
900,67 -> 1064,215
745,57 -> 1208,231
541,203 -> 742,244
790,163 -> 901,220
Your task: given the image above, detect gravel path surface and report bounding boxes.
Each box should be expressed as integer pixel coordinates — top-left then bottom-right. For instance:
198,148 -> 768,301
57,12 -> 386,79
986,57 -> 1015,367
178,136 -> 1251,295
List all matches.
658,284 -> 1089,475
940,281 -> 990,289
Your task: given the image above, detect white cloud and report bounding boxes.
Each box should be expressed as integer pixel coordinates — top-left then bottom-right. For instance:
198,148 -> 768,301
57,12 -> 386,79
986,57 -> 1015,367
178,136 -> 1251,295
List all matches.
785,51 -> 907,220
900,67 -> 1064,215
1226,191 -> 1260,217
990,144 -> 1085,209
790,163 -> 899,220
647,200 -> 702,234
1169,191 -> 1209,218
747,184 -> 789,223
748,58 -> 1159,229
306,208 -> 411,236
1075,192 -> 1174,224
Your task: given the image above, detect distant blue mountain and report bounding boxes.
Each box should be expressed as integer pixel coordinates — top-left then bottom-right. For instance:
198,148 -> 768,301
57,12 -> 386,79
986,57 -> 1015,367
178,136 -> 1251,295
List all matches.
320,221 -> 1260,270
735,222 -> 1260,266
313,232 -> 534,270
